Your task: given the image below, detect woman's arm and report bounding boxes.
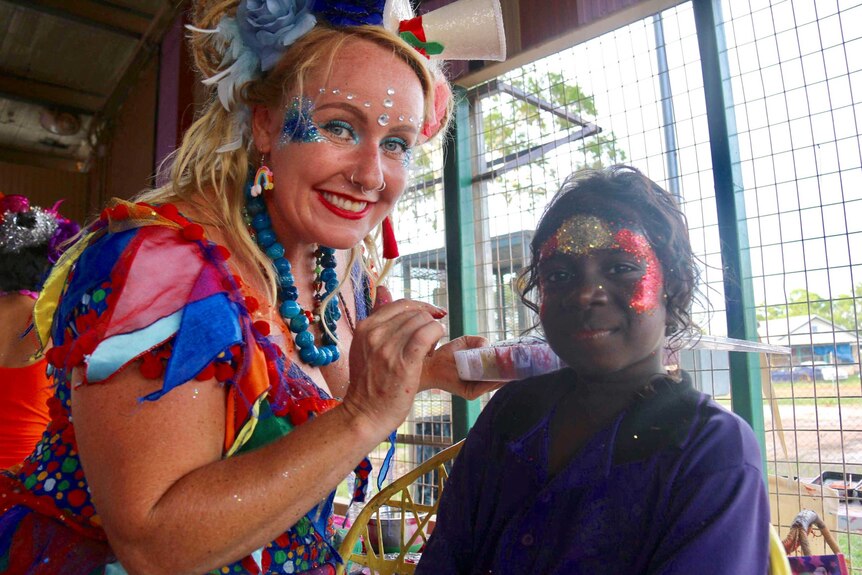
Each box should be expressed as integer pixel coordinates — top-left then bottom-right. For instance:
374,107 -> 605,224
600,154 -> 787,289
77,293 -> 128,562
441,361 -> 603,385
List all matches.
73,297 -> 445,575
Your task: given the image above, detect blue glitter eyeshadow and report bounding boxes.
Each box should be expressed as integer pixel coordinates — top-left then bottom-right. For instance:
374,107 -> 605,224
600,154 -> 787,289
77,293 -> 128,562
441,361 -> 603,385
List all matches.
279,96 -> 325,146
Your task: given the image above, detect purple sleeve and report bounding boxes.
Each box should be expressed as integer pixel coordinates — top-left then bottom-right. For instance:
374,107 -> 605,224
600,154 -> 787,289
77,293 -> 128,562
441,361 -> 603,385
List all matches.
646,411 -> 770,574
416,388 -> 504,575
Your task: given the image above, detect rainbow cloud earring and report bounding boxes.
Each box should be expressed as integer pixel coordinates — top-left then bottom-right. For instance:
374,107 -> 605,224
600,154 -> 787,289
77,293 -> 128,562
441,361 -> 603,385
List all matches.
251,159 -> 274,197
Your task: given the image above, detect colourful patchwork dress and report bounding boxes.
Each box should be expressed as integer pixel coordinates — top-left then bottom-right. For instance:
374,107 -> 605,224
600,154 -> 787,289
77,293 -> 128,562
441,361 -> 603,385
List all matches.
0,200 -> 370,574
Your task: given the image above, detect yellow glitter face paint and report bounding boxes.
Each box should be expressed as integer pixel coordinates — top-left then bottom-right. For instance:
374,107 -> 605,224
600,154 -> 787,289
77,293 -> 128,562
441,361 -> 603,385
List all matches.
539,214 -> 617,260
539,213 -> 664,313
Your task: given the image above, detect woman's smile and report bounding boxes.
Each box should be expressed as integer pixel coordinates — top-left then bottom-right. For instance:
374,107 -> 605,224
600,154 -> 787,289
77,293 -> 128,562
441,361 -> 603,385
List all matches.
318,191 -> 371,219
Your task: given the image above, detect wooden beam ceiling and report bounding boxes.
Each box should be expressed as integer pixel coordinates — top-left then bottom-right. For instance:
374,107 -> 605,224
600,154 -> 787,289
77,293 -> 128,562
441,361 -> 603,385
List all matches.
87,0 -> 186,154
3,0 -> 151,38
0,145 -> 85,173
0,72 -> 104,114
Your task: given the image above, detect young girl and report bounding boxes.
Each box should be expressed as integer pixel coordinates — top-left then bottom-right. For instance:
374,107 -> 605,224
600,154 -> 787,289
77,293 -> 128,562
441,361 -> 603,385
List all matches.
417,165 -> 769,574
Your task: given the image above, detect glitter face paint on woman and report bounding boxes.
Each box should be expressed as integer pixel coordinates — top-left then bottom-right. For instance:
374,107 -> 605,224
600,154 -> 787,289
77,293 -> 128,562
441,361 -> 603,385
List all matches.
539,213 -> 664,313
279,96 -> 326,146
277,93 -> 416,169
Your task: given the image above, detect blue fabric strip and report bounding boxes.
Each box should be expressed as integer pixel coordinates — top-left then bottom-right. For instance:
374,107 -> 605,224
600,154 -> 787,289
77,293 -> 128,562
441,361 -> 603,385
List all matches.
154,292 -> 243,401
86,311 -> 182,382
377,429 -> 397,491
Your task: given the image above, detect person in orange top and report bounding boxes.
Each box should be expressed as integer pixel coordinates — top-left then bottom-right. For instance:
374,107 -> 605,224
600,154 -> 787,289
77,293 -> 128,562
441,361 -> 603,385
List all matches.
0,193 -> 79,468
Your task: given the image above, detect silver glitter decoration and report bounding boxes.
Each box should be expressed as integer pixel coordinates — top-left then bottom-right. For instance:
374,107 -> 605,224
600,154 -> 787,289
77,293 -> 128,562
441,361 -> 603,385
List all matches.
398,115 -> 405,121
0,208 -> 58,253
383,98 -> 393,108
346,93 -> 355,100
363,101 -> 372,108
387,88 -> 395,96
332,88 -> 341,95
377,113 -> 390,126
319,87 -> 326,93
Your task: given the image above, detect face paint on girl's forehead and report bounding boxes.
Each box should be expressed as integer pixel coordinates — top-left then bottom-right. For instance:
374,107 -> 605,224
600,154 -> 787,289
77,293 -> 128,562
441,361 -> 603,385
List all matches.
540,213 -> 664,313
539,214 -> 616,261
278,96 -> 326,147
614,228 -> 664,313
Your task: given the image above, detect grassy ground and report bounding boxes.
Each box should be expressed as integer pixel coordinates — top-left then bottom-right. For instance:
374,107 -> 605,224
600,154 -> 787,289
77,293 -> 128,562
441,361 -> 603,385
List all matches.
836,532 -> 860,574
768,375 -> 862,407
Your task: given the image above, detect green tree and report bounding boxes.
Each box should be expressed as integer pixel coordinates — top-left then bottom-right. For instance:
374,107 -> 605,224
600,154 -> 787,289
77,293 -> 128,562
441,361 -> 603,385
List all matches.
479,70 -> 627,207
398,69 -> 629,228
757,284 -> 862,332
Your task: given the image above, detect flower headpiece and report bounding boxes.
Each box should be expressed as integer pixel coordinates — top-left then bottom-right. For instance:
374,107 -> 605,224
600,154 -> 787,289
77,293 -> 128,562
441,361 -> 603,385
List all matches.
189,0 -> 505,151
0,194 -> 81,263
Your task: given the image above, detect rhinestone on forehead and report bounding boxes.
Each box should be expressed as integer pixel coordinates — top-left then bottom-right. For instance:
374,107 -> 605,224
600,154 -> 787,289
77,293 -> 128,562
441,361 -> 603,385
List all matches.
309,86 -> 422,126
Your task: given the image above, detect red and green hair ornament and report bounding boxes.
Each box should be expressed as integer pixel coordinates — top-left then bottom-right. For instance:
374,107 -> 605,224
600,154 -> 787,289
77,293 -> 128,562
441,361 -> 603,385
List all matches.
396,0 -> 506,62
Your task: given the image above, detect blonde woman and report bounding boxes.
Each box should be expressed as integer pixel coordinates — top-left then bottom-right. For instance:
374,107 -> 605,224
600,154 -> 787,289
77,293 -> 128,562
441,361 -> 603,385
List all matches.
0,1 -> 505,573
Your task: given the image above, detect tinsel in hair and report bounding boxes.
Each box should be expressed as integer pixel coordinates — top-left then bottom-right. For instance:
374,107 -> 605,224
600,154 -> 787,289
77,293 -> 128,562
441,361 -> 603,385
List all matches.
0,207 -> 58,254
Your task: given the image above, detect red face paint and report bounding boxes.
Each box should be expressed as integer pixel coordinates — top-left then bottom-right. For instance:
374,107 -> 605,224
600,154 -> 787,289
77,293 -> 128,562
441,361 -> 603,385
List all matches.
614,228 -> 663,313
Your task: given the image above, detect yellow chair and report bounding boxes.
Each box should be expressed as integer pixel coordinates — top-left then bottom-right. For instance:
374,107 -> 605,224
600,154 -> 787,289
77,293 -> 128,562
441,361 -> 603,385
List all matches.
769,523 -> 792,575
335,440 -> 464,575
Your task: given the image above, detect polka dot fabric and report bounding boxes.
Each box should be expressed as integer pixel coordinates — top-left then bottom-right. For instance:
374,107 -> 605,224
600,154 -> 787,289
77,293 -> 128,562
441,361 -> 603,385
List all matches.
0,201 -> 356,574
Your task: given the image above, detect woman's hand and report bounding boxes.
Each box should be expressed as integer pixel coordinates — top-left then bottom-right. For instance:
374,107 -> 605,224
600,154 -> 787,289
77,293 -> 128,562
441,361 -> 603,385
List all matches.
421,336 -> 507,400
341,286 -> 447,434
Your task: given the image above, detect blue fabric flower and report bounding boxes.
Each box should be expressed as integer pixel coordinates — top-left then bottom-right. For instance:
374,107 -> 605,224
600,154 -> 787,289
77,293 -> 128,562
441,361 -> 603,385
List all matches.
237,0 -> 318,71
311,0 -> 385,27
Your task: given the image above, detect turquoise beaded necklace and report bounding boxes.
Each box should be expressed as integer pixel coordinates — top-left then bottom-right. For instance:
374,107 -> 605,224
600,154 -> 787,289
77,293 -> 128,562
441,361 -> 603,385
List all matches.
244,188 -> 341,367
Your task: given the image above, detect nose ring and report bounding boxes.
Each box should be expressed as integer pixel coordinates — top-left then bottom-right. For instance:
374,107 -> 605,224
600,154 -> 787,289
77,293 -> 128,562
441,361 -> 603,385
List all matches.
351,170 -> 386,194
361,181 -> 386,194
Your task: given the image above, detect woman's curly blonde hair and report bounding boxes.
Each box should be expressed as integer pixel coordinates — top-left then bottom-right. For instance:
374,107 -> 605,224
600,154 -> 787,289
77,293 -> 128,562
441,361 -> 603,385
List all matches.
138,0 -> 452,306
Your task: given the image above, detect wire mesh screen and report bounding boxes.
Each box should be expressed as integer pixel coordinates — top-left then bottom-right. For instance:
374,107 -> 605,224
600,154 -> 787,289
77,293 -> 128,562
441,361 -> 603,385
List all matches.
349,135 -> 453,506
395,0 -> 862,567
718,0 -> 862,566
464,5 -> 725,378
367,1 -> 862,565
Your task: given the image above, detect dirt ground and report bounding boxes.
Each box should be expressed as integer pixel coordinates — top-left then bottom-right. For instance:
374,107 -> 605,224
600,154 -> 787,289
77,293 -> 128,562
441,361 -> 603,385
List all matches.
763,402 -> 862,478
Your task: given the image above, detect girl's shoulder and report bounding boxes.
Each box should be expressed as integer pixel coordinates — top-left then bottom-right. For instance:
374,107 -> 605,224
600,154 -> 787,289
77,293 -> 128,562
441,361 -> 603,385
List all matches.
489,368 -> 576,440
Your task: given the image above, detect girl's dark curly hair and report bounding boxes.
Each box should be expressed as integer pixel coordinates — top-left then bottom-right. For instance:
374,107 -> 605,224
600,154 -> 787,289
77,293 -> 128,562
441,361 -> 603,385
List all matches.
518,165 -> 700,350
0,245 -> 50,292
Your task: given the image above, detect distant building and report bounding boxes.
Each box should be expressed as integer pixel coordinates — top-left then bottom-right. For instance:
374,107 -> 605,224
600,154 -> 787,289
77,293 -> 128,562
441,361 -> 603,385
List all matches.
758,315 -> 859,371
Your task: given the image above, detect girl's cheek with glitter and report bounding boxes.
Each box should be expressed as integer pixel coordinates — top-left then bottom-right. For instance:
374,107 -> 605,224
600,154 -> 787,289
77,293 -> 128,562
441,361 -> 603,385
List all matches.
278,96 -> 326,147
614,228 -> 663,313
